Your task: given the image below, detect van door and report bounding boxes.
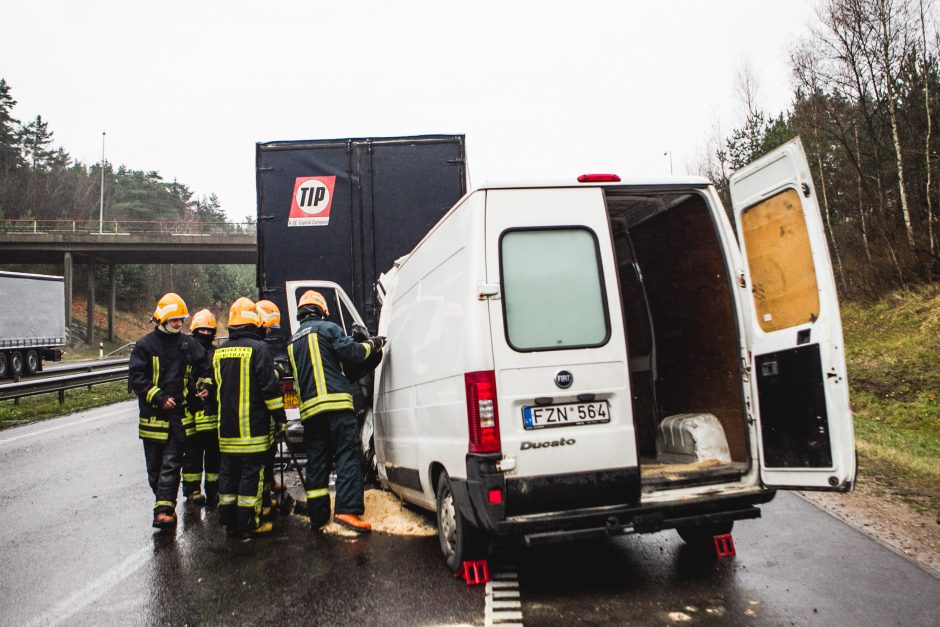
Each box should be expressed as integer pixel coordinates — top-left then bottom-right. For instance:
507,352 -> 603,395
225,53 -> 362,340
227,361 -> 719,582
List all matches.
730,138 -> 856,490
484,187 -> 639,511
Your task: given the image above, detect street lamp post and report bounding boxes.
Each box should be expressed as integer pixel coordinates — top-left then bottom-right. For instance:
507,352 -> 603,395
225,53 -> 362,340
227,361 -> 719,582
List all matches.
663,150 -> 673,175
99,131 -> 106,234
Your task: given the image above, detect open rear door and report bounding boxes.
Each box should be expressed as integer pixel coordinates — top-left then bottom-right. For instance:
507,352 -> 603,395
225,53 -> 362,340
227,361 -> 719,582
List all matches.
730,138 -> 855,491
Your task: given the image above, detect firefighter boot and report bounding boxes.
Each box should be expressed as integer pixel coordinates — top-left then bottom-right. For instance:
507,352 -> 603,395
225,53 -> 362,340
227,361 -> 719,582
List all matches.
153,511 -> 178,529
334,514 -> 372,534
252,521 -> 274,535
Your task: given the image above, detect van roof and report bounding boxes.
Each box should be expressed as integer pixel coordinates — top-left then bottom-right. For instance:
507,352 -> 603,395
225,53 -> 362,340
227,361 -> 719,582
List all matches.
477,175 -> 711,190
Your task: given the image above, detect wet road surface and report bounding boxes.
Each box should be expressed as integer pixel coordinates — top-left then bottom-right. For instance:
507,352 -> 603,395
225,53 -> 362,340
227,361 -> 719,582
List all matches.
0,402 -> 937,625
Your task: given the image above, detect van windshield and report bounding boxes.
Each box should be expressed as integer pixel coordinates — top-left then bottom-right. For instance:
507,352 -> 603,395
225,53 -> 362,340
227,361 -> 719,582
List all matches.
500,227 -> 609,351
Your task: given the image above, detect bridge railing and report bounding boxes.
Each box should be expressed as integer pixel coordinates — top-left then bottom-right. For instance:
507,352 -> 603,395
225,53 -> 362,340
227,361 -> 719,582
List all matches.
0,219 -> 256,236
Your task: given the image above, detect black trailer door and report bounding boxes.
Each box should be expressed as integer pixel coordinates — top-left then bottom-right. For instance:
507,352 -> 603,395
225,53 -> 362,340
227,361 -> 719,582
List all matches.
256,135 -> 466,330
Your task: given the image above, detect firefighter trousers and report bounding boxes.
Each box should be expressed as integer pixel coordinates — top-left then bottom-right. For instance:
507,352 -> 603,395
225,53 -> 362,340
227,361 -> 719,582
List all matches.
142,416 -> 187,516
302,409 -> 363,526
182,430 -> 221,501
218,452 -> 266,532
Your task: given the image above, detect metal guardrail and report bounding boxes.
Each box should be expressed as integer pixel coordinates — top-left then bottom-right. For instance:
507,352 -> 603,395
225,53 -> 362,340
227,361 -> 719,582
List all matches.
0,219 -> 256,236
0,358 -> 129,402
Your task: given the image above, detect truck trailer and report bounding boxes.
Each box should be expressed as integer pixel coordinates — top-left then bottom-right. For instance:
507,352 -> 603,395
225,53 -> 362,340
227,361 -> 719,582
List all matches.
0,271 -> 66,378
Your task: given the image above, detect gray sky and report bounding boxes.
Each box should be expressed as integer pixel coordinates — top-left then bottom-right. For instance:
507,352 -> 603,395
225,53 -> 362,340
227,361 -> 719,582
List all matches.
1,0 -> 817,221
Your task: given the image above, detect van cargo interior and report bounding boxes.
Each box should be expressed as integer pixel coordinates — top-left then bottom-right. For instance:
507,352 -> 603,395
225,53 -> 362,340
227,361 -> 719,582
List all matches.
606,190 -> 748,487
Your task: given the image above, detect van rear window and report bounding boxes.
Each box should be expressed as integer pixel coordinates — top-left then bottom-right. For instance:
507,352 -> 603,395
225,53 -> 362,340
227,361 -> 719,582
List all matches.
500,228 -> 609,351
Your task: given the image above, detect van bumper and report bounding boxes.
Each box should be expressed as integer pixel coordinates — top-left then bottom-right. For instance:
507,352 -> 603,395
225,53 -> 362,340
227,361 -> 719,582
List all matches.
452,454 -> 776,541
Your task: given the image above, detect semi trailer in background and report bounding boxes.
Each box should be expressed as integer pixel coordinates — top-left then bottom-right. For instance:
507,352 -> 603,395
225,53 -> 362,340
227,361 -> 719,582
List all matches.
0,271 -> 65,378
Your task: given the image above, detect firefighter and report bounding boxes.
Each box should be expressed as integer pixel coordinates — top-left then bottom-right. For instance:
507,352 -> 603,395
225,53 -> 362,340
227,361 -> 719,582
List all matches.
288,290 -> 384,533
129,293 -> 210,529
181,309 -> 220,506
215,297 -> 286,536
256,299 -> 288,513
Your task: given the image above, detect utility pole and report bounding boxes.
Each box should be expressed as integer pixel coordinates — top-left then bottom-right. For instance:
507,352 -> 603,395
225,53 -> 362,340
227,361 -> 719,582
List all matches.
99,131 -> 106,234
663,150 -> 673,175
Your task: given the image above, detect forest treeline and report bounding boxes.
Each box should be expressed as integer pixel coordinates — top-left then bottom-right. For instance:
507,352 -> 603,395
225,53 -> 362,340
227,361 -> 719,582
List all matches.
700,0 -> 940,297
0,79 -> 255,317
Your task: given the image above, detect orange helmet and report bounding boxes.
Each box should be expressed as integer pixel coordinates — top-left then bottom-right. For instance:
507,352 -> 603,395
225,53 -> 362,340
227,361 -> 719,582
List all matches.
298,290 -> 329,316
189,308 -> 217,332
256,300 -> 281,328
152,293 -> 189,324
227,297 -> 261,327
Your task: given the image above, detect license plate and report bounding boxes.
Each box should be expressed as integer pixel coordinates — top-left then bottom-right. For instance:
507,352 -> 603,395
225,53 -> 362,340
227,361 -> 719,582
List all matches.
284,390 -> 299,409
523,401 -> 610,430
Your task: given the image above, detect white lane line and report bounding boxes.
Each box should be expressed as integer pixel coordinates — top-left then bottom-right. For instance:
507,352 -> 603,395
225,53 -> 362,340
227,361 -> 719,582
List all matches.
485,566 -> 524,627
0,404 -> 131,446
26,544 -> 152,627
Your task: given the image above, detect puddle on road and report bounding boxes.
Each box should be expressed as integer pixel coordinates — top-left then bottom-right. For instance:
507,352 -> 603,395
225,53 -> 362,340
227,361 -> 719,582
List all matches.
290,488 -> 437,538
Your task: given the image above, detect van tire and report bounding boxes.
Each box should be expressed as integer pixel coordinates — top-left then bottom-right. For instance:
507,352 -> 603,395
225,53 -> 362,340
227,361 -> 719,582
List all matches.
362,437 -> 378,487
676,521 -> 734,546
435,471 -> 489,572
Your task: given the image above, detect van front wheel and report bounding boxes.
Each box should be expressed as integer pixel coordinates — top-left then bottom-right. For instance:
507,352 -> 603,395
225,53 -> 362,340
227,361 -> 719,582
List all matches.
436,471 -> 489,572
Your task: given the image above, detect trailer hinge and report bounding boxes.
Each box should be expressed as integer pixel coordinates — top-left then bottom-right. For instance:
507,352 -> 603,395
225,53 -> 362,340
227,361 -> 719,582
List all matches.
738,272 -> 746,288
741,357 -> 750,383
258,166 -> 274,172
447,158 -> 465,165
478,282 -> 500,300
260,214 -> 276,222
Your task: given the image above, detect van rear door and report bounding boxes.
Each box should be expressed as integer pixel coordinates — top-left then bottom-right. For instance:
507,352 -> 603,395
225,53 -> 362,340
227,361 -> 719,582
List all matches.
730,138 -> 856,490
483,186 -> 639,509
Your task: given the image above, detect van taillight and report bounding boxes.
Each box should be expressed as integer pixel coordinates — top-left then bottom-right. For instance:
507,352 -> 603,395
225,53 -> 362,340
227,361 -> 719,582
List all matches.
465,370 -> 501,454
577,173 -> 621,183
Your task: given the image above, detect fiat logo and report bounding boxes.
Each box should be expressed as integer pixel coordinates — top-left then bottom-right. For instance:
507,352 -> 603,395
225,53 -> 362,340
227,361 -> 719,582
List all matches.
555,370 -> 573,389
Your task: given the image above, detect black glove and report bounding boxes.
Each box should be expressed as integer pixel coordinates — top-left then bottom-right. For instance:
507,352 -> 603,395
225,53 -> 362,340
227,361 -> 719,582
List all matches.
351,323 -> 370,342
368,336 -> 386,352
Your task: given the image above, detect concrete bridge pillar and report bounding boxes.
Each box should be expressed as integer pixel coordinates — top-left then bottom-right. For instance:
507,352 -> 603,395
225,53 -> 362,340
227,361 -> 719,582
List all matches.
108,263 -> 116,342
87,261 -> 95,346
63,252 -> 72,346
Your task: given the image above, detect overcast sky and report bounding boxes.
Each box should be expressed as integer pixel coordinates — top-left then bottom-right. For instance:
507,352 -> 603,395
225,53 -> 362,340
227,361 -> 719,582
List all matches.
2,0 -> 817,221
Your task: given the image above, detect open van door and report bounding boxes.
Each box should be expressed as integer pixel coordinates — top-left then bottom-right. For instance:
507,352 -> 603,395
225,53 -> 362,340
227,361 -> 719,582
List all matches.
730,138 -> 856,491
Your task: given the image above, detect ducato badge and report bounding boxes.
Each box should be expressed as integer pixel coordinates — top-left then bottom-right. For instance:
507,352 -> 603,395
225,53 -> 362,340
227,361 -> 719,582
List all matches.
554,370 -> 573,389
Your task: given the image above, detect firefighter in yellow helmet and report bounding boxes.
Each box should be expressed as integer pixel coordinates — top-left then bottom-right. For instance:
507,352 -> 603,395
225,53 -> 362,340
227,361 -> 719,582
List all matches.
214,297 -> 286,536
288,290 -> 384,532
255,300 -> 290,516
181,309 -> 220,506
128,293 -> 211,529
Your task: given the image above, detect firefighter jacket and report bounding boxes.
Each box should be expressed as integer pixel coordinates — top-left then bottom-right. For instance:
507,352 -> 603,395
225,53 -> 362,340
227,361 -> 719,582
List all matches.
288,316 -> 373,421
213,327 -> 286,455
129,328 -> 210,442
187,336 -> 218,433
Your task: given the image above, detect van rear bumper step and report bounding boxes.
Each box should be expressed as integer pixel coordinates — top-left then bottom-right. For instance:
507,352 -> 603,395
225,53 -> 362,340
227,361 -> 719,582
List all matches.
520,504 -> 762,546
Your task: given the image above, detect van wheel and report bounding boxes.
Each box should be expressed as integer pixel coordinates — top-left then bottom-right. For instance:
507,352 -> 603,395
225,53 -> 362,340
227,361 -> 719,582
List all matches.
9,351 -> 23,378
362,437 -> 378,487
25,350 -> 40,375
676,521 -> 734,546
436,471 -> 489,572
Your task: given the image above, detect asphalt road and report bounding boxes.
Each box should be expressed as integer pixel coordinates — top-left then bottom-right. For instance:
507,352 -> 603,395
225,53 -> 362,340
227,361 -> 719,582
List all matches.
0,402 -> 936,626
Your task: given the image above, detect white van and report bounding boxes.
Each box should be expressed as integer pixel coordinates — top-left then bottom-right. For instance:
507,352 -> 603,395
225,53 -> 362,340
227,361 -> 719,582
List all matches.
370,138 -> 856,571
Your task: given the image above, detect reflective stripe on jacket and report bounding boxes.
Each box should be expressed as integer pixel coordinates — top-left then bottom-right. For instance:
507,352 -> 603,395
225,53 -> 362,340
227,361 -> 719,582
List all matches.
129,329 -> 209,441
288,317 -> 371,421
214,329 -> 286,454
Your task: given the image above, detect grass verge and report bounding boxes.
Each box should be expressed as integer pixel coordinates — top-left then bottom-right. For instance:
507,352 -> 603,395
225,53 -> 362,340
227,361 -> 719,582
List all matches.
0,382 -> 134,430
843,284 -> 940,516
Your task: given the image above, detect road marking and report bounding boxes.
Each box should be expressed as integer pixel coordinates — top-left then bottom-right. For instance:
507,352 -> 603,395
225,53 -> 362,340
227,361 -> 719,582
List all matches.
0,404 -> 131,446
485,566 -> 524,626
26,544 -> 152,627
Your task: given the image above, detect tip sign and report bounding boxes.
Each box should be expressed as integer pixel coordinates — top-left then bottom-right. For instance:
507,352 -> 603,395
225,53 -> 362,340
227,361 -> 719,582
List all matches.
288,176 -> 336,227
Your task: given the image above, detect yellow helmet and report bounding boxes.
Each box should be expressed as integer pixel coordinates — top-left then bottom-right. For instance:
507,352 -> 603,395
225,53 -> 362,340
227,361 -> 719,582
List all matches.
228,297 -> 261,327
189,308 -> 217,332
256,300 -> 281,328
152,293 -> 189,324
298,290 -> 329,316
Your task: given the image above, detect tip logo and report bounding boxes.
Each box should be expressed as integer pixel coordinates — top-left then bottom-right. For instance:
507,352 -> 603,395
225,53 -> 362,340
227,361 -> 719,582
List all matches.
289,176 -> 336,227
